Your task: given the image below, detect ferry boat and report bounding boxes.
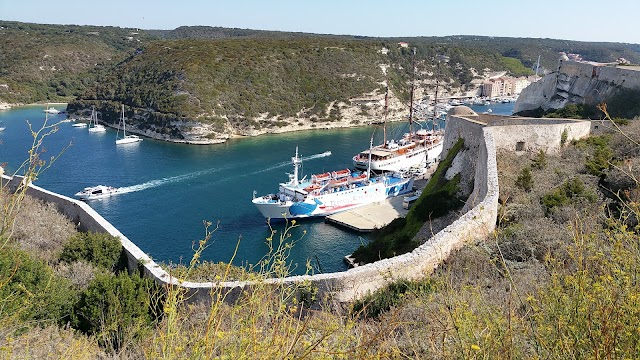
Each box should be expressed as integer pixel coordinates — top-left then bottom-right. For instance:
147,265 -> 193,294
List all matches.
75,185 -> 120,200
252,147 -> 414,220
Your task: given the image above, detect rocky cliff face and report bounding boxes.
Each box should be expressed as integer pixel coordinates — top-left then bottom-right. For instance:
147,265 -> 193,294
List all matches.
514,61 -> 640,113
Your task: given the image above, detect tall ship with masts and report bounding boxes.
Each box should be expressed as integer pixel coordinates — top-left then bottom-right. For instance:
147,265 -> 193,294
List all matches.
353,48 -> 444,173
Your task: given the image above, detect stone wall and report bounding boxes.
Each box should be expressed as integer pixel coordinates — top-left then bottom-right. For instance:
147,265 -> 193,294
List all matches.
2,108 -> 589,304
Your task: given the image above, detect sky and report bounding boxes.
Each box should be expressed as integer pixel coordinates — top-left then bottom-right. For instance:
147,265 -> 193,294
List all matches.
1,0 -> 639,44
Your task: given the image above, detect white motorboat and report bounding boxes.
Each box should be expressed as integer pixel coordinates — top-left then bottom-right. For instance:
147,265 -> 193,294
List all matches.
88,106 -> 106,133
75,185 -> 120,200
72,122 -> 87,128
44,106 -> 60,114
116,104 -> 142,145
252,147 -> 414,220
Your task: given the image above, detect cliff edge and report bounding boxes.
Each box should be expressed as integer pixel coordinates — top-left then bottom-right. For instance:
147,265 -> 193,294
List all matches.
514,61 -> 640,114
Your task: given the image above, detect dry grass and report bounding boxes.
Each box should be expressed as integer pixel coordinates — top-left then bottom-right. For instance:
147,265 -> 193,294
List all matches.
0,190 -> 76,264
0,325 -> 104,359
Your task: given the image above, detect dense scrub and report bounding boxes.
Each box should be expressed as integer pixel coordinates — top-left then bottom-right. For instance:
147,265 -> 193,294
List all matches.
0,21 -> 150,104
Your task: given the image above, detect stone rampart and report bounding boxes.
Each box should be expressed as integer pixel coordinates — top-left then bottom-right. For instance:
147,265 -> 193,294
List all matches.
2,107 -> 589,304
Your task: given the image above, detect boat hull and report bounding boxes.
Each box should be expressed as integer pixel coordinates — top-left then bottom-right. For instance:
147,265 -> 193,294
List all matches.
88,126 -> 106,133
116,136 -> 142,145
353,147 -> 427,172
354,141 -> 444,172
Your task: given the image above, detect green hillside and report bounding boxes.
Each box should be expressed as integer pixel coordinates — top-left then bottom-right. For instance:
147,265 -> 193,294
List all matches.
2,22 -> 640,136
0,21 -> 156,104
72,38 -> 384,125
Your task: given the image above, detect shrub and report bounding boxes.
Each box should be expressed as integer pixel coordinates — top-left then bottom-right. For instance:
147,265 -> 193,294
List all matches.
0,248 -> 77,325
531,149 -> 547,170
515,166 -> 533,192
73,271 -> 156,350
541,177 -> 596,214
59,232 -> 124,271
560,128 -> 568,146
352,278 -> 435,319
585,143 -> 614,177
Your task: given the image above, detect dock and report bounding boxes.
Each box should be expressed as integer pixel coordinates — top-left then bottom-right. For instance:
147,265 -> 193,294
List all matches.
325,195 -> 409,232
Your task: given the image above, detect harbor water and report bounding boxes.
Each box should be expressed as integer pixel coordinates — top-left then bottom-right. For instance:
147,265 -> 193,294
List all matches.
0,103 -> 513,274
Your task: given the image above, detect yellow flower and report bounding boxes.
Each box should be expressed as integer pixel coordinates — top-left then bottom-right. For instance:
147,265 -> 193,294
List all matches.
471,344 -> 481,351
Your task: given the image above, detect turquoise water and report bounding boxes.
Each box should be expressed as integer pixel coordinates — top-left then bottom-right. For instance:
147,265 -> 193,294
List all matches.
0,103 -> 513,275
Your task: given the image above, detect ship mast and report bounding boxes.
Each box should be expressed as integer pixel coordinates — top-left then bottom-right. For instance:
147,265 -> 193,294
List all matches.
367,135 -> 373,181
408,47 -> 416,137
433,53 -> 441,132
383,86 -> 388,147
291,146 -> 301,186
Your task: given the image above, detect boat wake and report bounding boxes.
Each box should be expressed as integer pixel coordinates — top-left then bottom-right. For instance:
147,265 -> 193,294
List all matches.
118,167 -> 221,194
249,151 -> 332,175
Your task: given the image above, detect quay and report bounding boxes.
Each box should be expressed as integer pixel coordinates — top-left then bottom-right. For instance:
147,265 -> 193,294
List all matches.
325,174 -> 432,233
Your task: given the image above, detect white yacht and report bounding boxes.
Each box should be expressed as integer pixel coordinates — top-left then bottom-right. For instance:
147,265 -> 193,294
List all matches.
75,185 -> 120,200
116,104 -> 142,145
43,106 -> 60,114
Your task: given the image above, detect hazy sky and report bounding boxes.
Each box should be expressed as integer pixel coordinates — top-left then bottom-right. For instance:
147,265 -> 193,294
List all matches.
1,0 -> 638,44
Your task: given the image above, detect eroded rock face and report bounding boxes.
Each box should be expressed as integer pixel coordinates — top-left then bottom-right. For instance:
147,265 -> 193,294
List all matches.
514,61 -> 640,114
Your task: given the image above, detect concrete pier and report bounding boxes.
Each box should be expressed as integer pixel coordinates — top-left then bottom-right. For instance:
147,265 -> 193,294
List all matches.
325,195 -> 409,232
325,176 -> 431,232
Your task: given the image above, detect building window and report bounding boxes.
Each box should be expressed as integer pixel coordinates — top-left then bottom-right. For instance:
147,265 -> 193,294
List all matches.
516,141 -> 525,151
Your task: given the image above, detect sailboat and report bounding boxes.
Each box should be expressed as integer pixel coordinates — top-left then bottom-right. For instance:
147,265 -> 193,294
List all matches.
352,47 -> 443,173
115,104 -> 142,145
87,106 -> 106,133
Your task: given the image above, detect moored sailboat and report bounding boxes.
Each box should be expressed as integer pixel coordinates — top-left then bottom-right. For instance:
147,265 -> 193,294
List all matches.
115,104 -> 142,145
87,106 -> 106,133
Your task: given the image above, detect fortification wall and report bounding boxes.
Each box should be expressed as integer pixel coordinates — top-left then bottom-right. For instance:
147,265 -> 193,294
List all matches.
484,116 -> 592,154
440,112 -> 486,198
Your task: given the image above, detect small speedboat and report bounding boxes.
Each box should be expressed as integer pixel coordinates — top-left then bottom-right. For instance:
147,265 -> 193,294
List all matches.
75,185 -> 120,200
72,122 -> 87,128
44,107 -> 60,114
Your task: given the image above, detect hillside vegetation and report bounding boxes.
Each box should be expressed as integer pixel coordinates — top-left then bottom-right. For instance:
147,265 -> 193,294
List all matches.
0,21 -> 152,104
